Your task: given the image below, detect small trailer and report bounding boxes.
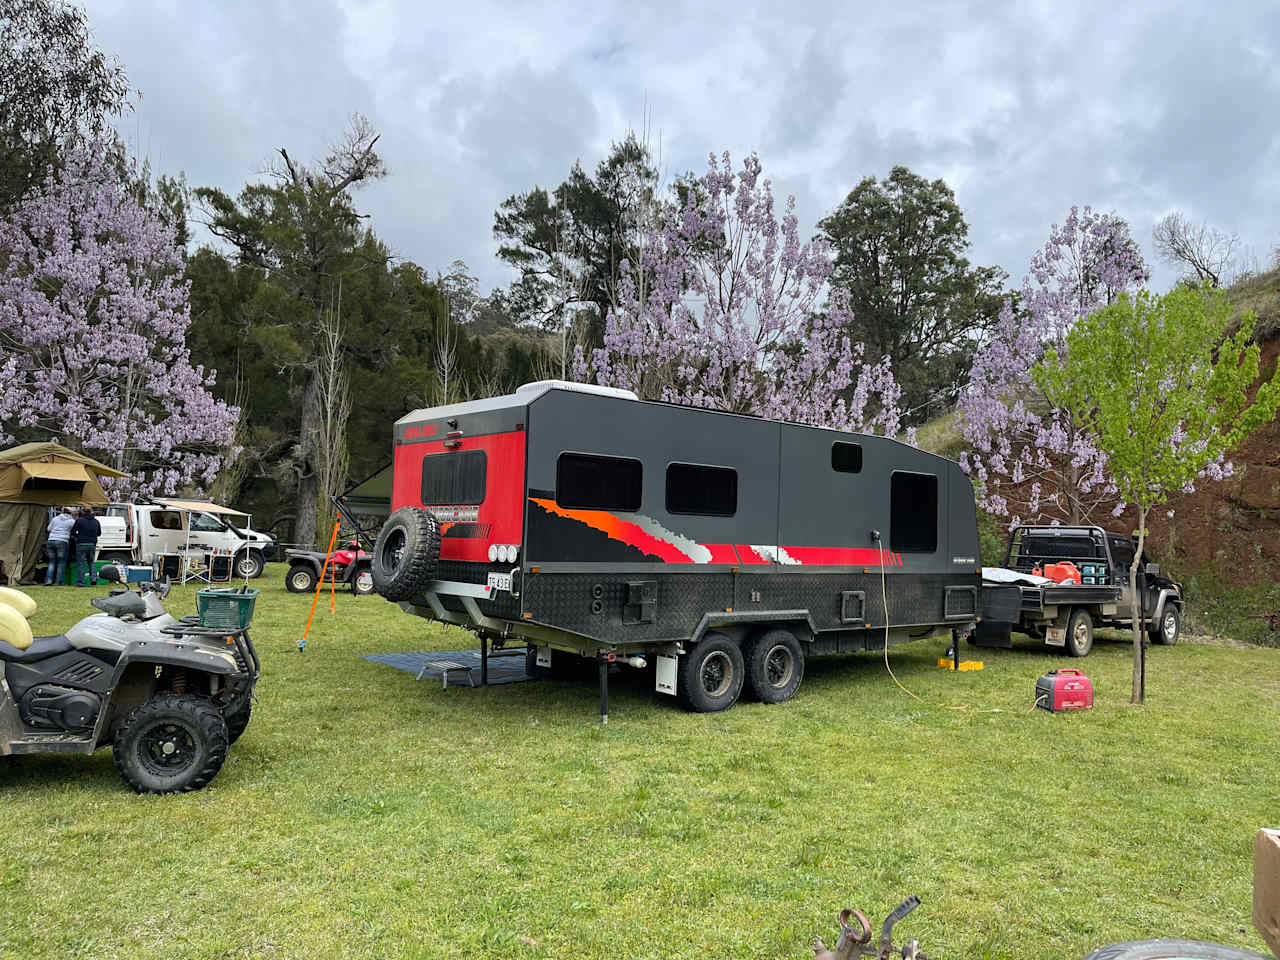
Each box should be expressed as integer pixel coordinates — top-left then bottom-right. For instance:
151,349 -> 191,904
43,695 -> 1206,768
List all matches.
974,525 -> 1184,656
371,381 -> 994,717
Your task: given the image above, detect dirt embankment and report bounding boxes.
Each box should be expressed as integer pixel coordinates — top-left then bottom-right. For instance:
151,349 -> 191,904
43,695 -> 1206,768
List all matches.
1110,336 -> 1280,586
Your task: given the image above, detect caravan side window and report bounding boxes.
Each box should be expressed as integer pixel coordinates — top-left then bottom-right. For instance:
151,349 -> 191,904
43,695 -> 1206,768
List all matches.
890,472 -> 938,553
831,441 -> 863,473
557,453 -> 642,512
666,463 -> 737,516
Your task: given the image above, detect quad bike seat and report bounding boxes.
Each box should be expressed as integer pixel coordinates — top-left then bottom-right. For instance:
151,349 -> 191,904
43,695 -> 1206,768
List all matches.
91,591 -> 147,619
0,634 -> 73,663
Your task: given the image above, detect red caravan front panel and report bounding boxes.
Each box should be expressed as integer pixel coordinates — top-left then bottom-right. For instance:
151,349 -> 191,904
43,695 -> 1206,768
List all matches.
393,430 -> 526,563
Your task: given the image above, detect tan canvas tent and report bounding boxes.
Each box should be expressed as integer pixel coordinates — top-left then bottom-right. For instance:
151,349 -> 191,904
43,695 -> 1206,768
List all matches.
0,443 -> 128,584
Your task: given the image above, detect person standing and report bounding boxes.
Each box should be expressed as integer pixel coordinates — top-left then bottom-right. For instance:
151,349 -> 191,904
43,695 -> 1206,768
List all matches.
71,507 -> 101,587
44,507 -> 75,586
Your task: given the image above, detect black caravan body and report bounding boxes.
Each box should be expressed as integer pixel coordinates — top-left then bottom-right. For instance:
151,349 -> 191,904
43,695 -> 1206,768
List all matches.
380,381 -> 983,713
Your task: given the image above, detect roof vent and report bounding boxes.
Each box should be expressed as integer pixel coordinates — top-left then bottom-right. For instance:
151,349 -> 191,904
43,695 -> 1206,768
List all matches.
515,380 -> 638,401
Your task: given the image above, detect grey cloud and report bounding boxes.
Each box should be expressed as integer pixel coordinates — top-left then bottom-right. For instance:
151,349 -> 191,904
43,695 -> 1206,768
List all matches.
84,0 -> 1279,296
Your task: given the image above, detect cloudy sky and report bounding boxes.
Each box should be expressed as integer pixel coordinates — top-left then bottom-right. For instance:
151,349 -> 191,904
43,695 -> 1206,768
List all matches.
86,0 -> 1279,295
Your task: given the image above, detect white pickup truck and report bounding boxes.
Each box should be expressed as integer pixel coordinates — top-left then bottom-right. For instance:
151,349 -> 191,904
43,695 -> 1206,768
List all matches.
95,499 -> 277,578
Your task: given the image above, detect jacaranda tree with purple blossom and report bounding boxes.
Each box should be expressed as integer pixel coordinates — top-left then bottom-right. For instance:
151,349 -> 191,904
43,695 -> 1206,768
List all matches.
0,147 -> 238,495
958,206 -> 1148,526
576,152 -> 905,436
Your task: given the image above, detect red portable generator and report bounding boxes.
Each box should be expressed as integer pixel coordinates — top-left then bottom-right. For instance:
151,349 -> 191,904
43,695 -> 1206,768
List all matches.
1036,668 -> 1093,711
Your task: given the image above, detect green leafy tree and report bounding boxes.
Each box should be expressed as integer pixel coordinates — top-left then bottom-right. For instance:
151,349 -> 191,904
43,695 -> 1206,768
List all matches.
194,115 -> 386,546
493,133 -> 660,342
1035,284 -> 1280,703
817,165 -> 1006,422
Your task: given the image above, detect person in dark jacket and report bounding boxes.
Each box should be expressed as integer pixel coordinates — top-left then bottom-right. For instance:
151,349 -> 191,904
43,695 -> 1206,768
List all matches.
71,507 -> 101,586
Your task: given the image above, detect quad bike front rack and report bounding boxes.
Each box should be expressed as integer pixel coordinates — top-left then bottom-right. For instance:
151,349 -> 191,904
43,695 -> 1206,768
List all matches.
812,895 -> 928,960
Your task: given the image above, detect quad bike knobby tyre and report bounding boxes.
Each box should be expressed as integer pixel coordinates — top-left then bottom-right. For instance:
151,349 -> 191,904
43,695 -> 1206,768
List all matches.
1081,939 -> 1273,959
372,507 -> 441,602
113,693 -> 229,794
352,565 -> 375,595
286,564 -> 318,593
223,698 -> 251,745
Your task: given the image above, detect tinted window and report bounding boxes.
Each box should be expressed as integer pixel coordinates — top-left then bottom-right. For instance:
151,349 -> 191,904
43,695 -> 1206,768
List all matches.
831,441 -> 863,473
666,463 -> 737,516
191,513 -> 223,532
421,450 -> 486,505
557,453 -> 642,511
152,510 -> 183,531
890,472 -> 937,553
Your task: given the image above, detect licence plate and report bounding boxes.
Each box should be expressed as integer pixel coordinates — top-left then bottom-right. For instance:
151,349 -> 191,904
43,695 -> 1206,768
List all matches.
486,571 -> 513,593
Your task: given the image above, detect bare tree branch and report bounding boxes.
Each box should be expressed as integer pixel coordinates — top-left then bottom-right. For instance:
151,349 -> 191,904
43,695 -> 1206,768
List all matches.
1152,212 -> 1238,288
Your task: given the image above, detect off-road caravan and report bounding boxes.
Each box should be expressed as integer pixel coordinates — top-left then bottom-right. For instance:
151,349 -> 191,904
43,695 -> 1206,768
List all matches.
371,381 -> 985,716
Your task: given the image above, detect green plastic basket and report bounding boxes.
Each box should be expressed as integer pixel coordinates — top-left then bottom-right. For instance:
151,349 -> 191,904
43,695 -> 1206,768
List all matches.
196,588 -> 259,630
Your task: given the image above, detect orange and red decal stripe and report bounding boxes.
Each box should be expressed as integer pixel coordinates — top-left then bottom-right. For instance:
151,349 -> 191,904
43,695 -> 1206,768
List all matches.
530,498 -> 903,567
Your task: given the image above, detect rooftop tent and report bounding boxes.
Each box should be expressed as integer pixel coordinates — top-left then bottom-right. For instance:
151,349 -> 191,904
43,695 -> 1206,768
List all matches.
0,443 -> 129,584
0,442 -> 127,506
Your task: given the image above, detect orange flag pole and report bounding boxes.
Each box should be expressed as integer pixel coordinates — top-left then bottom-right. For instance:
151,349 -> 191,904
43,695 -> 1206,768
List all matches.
299,520 -> 341,651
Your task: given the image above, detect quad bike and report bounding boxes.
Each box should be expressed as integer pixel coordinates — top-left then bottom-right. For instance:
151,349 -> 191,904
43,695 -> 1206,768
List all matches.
0,570 -> 259,794
285,540 -> 373,595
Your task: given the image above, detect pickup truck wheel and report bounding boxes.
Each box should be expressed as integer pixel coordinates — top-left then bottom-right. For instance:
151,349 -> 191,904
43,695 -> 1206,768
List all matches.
286,564 -> 317,593
677,633 -> 744,713
744,628 -> 804,704
1150,605 -> 1180,646
1065,608 -> 1094,657
234,550 -> 264,579
372,507 -> 441,602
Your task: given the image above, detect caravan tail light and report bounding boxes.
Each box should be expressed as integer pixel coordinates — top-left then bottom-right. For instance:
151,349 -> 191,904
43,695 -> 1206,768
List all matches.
488,544 -> 521,564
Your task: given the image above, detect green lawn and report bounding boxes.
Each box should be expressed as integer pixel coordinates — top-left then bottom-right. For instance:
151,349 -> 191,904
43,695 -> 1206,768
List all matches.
2,575 -> 1278,960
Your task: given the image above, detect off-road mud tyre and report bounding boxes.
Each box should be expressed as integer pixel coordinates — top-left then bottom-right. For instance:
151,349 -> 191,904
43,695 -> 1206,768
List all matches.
223,698 -> 251,745
744,628 -> 805,704
285,564 -> 317,593
113,693 -> 229,794
1150,604 -> 1180,646
677,633 -> 745,713
372,507 -> 441,602
1065,607 -> 1094,657
234,550 -> 264,579
1081,940 -> 1273,959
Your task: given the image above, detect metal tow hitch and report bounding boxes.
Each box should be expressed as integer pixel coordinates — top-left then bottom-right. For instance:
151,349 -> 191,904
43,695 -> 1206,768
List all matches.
811,895 -> 928,960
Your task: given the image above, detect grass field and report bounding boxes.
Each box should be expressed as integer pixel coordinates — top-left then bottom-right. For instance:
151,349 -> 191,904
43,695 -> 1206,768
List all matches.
2,573 -> 1278,960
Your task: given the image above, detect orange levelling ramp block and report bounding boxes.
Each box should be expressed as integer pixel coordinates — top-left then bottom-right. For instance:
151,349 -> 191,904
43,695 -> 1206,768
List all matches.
938,658 -> 984,671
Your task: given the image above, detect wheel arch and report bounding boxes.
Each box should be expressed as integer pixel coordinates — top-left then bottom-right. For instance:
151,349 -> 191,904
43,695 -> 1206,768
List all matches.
688,609 -> 816,647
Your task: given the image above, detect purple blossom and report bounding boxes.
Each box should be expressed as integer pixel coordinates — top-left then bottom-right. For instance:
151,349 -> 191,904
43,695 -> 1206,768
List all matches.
0,147 -> 238,495
576,152 -> 904,436
959,206 -> 1147,525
